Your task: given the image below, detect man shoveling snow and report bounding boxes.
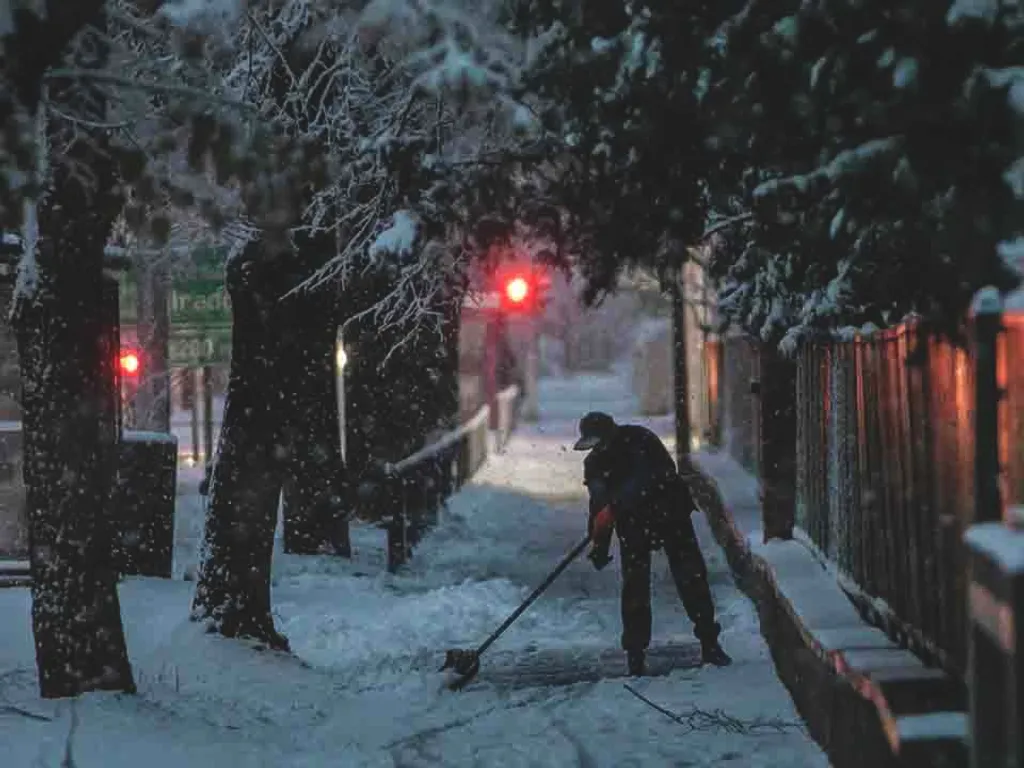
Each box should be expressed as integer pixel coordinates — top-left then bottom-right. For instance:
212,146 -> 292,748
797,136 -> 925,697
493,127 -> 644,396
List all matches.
575,411 -> 732,676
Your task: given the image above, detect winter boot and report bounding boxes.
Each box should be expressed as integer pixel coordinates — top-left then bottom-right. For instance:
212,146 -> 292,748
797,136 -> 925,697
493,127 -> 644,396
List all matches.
700,640 -> 732,667
626,650 -> 646,677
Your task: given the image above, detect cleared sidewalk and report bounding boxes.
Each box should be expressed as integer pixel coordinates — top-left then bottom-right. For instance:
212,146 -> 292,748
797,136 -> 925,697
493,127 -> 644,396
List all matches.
686,450 -> 968,768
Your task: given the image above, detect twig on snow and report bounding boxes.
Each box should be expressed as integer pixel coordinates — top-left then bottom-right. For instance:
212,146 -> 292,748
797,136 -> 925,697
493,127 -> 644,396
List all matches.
0,667 -> 53,722
623,683 -> 805,736
0,703 -> 53,722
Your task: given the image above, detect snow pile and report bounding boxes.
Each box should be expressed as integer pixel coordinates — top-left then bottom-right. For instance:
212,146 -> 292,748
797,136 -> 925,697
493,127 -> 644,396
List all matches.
273,485 -> 612,683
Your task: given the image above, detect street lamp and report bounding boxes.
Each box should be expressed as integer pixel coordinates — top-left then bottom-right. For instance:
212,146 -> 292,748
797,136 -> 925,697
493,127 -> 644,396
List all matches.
335,338 -> 347,458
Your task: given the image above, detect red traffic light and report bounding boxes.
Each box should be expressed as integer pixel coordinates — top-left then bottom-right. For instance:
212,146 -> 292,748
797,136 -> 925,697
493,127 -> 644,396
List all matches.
119,350 -> 141,376
505,275 -> 530,305
497,267 -> 550,314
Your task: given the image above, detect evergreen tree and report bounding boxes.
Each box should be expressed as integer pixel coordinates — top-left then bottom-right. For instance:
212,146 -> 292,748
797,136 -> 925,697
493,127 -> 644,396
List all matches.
500,0 -> 1023,343
707,0 -> 1024,345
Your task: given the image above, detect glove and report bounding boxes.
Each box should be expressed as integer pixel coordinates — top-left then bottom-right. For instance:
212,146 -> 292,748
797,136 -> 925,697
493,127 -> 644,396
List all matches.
588,504 -> 615,571
590,505 -> 615,541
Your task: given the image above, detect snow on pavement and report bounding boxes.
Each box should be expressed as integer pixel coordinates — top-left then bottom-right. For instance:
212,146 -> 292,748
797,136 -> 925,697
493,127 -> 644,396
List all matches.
0,369 -> 826,767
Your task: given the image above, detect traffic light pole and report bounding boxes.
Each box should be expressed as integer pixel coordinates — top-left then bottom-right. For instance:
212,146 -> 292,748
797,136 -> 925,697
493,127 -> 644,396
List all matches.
189,369 -> 200,465
522,314 -> 540,422
493,264 -> 548,423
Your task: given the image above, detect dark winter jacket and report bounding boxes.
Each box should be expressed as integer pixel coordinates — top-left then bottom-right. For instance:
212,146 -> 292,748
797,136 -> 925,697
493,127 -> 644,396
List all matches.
583,424 -> 693,537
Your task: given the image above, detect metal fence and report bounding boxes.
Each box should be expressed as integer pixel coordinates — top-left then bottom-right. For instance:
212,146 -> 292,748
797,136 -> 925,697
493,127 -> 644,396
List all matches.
795,321 -> 1023,675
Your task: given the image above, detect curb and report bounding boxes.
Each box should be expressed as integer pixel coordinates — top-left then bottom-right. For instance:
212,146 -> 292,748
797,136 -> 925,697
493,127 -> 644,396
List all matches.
682,459 -> 968,768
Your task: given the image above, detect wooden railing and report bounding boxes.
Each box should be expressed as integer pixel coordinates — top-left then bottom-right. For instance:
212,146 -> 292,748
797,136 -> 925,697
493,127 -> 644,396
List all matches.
379,384 -> 522,571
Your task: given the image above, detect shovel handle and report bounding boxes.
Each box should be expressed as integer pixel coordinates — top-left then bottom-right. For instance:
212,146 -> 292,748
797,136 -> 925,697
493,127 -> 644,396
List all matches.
474,534 -> 592,658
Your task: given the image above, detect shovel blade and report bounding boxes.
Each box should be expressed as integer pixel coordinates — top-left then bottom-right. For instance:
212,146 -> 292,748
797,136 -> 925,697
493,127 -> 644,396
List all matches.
440,649 -> 480,690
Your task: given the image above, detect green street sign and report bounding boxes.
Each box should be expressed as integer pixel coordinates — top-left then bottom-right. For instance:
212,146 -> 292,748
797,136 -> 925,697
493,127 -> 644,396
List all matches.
169,246 -> 231,328
169,280 -> 231,327
117,246 -> 231,329
117,246 -> 234,366
119,277 -> 139,324
169,327 -> 232,366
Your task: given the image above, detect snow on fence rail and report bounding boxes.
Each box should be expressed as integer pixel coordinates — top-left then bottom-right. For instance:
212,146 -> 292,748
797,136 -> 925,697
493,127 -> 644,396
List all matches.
494,384 -> 521,454
380,385 -> 521,571
384,403 -> 491,476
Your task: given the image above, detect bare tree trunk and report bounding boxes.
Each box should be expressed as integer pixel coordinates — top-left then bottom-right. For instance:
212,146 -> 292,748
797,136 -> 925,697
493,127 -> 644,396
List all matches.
16,242 -> 135,698
11,6 -> 135,695
191,243 -> 292,650
192,238 -> 353,641
281,310 -> 349,556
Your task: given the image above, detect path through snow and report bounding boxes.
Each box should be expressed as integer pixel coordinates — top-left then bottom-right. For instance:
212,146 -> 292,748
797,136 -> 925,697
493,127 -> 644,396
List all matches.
0,367 -> 826,767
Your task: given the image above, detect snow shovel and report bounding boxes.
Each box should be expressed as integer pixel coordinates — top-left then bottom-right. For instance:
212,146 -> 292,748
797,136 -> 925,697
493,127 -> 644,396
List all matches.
440,534 -> 592,691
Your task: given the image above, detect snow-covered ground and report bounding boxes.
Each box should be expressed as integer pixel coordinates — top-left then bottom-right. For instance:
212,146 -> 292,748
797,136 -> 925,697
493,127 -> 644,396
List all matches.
0,365 -> 826,767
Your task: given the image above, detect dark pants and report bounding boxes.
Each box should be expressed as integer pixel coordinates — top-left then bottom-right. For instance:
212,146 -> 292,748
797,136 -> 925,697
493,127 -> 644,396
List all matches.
617,510 -> 720,653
